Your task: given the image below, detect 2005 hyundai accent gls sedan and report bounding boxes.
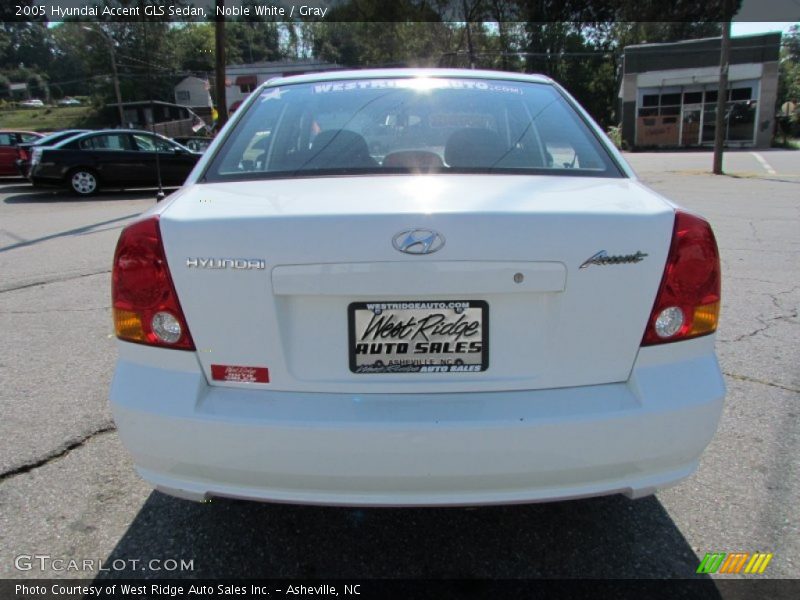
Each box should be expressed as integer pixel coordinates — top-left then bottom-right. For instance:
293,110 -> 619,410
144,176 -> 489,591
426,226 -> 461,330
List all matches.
110,69 -> 724,506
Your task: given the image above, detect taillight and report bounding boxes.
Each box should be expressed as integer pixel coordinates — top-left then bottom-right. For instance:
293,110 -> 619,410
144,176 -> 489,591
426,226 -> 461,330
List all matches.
18,147 -> 30,161
642,210 -> 721,345
112,216 -> 195,350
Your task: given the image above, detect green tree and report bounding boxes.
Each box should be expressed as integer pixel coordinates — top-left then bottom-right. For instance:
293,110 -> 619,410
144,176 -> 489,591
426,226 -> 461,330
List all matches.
50,21 -> 183,106
47,23 -> 94,98
312,21 -> 462,68
101,21 -> 180,103
778,25 -> 800,103
0,74 -> 10,100
0,23 -> 52,71
26,73 -> 48,101
777,25 -> 800,138
171,23 -> 216,72
226,21 -> 284,65
309,0 -> 456,67
283,22 -> 319,59
605,22 -> 722,50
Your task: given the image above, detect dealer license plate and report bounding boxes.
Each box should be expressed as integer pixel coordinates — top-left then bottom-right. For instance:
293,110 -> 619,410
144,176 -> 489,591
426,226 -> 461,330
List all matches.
348,300 -> 488,374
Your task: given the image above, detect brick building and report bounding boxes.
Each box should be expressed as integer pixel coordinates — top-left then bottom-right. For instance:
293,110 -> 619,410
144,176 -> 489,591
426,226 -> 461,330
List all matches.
619,33 -> 781,149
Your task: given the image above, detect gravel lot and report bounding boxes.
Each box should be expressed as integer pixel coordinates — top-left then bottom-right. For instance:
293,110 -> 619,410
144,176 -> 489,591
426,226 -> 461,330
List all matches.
0,150 -> 797,582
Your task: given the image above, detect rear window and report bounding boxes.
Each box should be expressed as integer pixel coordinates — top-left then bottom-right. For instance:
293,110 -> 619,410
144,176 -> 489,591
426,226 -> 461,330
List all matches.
203,78 -> 621,181
34,131 -> 79,146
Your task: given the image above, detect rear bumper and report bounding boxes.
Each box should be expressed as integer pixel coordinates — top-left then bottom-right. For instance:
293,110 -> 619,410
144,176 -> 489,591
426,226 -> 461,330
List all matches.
15,159 -> 30,178
30,163 -> 67,187
30,175 -> 63,188
110,338 -> 725,506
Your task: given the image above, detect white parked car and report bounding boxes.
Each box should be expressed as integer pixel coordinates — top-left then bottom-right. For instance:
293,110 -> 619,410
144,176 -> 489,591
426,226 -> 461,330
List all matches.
110,69 -> 724,506
20,99 -> 45,107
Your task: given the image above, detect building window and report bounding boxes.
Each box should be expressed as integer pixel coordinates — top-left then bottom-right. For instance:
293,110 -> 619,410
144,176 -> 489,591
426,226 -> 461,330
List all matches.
642,94 -> 659,107
683,92 -> 702,104
730,87 -> 752,101
727,101 -> 757,141
123,109 -> 139,125
660,93 -> 681,107
240,83 -> 255,93
176,90 -> 190,103
637,82 -> 758,147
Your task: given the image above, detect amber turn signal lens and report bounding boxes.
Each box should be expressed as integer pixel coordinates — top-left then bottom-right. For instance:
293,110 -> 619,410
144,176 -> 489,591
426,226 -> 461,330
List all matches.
690,301 -> 720,336
114,308 -> 146,342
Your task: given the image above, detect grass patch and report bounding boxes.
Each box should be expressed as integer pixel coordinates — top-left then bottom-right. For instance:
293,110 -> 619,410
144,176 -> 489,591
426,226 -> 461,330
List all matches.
0,105 -> 104,131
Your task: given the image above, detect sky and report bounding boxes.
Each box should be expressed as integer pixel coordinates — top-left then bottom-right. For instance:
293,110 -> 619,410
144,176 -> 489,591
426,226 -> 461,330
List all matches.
731,22 -> 798,37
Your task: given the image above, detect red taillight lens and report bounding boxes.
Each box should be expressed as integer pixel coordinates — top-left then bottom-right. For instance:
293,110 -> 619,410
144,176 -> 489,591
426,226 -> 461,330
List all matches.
112,216 -> 195,350
642,210 -> 721,346
18,147 -> 29,161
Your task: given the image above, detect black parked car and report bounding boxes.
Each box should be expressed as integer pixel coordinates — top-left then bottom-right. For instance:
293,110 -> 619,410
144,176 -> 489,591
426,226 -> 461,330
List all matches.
29,129 -> 201,195
15,129 -> 89,177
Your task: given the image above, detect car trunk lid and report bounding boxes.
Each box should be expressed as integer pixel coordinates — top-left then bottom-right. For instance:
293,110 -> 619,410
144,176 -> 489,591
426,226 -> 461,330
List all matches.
160,175 -> 674,393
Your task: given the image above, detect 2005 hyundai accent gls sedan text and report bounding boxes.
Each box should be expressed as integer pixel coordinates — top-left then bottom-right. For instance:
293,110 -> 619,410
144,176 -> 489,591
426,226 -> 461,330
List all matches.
110,69 -> 724,506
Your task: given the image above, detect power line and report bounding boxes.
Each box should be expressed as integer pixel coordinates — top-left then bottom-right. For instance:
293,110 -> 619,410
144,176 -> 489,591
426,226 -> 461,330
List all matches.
114,53 -> 178,73
43,71 -> 196,87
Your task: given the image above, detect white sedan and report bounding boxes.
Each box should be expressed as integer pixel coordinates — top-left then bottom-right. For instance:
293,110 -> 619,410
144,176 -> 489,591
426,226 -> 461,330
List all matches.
110,69 -> 724,506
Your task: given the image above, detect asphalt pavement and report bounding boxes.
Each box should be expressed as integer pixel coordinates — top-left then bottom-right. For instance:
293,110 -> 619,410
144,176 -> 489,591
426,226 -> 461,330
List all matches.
0,151 -> 797,584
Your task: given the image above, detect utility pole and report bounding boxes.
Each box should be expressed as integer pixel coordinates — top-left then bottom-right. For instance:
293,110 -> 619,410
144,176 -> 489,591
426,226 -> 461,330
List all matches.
712,16 -> 732,174
462,0 -> 476,69
83,26 -> 124,127
142,22 -> 165,201
214,0 -> 229,128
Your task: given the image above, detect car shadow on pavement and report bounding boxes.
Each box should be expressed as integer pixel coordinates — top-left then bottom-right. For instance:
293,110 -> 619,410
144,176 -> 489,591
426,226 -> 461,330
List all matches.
0,213 -> 140,254
2,189 -> 81,203
95,490 -> 720,591
0,183 -> 38,194
2,189 -> 174,204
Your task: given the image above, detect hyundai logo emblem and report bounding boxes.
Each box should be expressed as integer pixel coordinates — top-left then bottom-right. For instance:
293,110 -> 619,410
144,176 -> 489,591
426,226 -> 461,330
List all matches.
392,229 -> 446,255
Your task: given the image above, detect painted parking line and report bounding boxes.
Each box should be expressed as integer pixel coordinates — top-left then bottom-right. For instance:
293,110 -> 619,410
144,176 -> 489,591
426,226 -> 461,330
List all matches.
751,152 -> 777,175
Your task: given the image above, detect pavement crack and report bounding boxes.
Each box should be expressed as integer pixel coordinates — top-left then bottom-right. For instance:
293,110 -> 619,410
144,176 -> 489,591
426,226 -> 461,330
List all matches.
719,301 -> 798,342
769,287 -> 800,312
0,269 -> 111,294
748,220 -> 762,243
0,424 -> 117,482
0,306 -> 110,315
723,326 -> 768,343
727,276 -> 783,285
723,372 -> 800,394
